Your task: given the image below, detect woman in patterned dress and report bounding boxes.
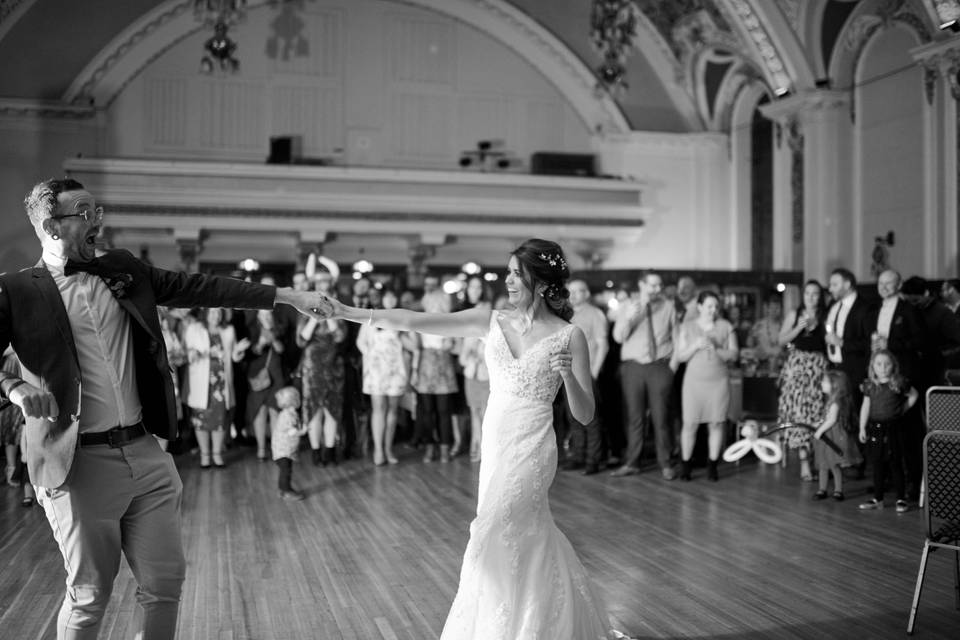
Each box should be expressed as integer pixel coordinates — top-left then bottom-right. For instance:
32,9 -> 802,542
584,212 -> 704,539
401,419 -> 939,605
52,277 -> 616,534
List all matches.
185,308 -> 247,468
297,269 -> 346,465
413,290 -> 459,463
777,279 -> 829,480
357,289 -> 416,465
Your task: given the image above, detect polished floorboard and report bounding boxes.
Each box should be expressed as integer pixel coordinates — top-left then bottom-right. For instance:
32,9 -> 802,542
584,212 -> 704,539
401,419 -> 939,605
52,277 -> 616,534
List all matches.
1,445 -> 958,639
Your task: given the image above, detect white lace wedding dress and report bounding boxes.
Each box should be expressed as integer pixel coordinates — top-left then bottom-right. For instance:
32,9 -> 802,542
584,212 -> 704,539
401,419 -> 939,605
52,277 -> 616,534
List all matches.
440,315 -> 612,640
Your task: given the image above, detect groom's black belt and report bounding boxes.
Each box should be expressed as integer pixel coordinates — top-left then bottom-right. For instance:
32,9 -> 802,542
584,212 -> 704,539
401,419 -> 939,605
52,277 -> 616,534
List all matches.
79,423 -> 147,448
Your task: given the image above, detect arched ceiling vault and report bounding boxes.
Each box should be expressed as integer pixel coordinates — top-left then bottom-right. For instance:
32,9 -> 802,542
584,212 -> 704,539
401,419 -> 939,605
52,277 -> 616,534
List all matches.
0,0 -> 943,133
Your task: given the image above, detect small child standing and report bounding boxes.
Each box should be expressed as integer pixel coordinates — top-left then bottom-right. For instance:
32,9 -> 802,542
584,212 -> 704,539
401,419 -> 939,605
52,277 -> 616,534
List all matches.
272,386 -> 308,501
812,370 -> 860,502
858,349 -> 918,512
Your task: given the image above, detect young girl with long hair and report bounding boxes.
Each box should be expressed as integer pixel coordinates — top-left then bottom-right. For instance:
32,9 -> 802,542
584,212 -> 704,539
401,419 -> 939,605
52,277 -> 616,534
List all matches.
811,370 -> 860,501
858,349 -> 918,512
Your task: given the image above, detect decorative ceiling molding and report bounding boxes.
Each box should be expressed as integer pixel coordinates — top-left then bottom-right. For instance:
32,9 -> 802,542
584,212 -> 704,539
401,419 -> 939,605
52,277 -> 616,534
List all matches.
0,0 -> 35,44
0,98 -> 96,119
912,38 -> 960,102
718,0 -> 795,95
832,0 -> 933,89
774,0 -> 802,34
63,0 -> 632,135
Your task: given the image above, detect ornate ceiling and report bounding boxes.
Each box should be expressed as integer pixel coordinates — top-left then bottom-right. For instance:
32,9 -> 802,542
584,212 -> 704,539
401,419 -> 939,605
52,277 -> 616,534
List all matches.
0,0 -> 950,132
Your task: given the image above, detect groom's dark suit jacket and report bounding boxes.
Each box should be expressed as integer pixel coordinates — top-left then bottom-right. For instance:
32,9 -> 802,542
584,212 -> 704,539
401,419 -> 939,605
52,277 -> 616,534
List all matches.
0,249 -> 276,488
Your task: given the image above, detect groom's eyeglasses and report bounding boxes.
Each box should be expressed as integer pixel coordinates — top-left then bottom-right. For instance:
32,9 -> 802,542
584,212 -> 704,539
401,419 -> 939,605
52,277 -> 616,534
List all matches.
53,206 -> 104,224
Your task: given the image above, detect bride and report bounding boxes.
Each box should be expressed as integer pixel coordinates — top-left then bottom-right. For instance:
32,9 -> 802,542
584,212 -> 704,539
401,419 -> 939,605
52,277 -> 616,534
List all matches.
315,238 -> 615,639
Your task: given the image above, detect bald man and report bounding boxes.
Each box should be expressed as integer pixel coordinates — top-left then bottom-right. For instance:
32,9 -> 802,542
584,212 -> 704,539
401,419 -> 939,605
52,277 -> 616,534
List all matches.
868,269 -> 923,381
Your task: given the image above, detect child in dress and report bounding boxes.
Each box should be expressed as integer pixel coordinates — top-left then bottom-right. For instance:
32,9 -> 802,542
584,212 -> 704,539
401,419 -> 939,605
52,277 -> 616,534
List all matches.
272,386 -> 308,502
812,370 -> 860,502
858,349 -> 918,512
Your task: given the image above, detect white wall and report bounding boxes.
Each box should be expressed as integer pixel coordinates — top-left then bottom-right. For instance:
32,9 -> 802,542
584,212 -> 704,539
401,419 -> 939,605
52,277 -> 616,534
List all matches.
856,26 -> 925,278
593,132 -> 734,269
104,0 -> 591,168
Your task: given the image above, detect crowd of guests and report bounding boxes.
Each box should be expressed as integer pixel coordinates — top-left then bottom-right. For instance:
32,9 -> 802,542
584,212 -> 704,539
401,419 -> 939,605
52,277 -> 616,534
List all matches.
4,259 -> 959,508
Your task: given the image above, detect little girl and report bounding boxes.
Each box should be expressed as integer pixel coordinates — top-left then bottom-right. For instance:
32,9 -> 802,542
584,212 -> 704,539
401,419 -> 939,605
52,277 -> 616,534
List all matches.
858,349 -> 918,512
272,386 -> 308,502
812,370 -> 860,502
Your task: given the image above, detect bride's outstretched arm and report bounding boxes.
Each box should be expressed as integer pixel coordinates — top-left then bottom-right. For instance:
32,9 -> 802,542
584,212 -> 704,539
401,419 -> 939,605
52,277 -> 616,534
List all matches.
321,297 -> 491,339
556,327 -> 595,425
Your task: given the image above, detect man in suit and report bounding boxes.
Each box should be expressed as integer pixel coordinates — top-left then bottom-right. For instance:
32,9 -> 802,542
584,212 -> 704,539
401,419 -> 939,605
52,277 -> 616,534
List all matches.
0,178 -> 324,640
867,270 -> 923,380
826,268 -> 872,398
826,267 -> 872,477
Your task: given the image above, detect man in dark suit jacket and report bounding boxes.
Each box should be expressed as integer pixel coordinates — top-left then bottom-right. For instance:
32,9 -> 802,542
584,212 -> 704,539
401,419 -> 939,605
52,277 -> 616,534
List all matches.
826,267 -> 873,454
867,270 -> 924,381
0,179 -> 323,640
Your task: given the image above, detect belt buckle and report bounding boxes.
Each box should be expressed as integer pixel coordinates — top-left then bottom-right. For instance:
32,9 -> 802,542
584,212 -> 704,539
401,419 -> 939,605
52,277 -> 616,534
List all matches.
106,428 -> 120,448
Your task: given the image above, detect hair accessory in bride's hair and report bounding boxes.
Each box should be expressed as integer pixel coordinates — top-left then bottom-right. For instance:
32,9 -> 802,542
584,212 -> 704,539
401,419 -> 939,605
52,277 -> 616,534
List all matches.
539,252 -> 567,270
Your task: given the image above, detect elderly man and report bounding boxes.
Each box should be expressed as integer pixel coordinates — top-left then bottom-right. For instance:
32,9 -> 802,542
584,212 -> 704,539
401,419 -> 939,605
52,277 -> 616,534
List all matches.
0,178 -> 323,640
558,279 -> 608,475
611,271 -> 678,479
867,269 -> 923,381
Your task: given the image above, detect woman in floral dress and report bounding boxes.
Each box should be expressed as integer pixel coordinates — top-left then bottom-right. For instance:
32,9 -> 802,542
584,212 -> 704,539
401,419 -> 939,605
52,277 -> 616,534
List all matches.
357,289 -> 416,464
297,269 -> 346,465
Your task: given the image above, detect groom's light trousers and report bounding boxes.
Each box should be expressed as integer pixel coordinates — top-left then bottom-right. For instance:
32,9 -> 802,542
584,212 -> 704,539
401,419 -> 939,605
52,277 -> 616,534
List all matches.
37,434 -> 186,640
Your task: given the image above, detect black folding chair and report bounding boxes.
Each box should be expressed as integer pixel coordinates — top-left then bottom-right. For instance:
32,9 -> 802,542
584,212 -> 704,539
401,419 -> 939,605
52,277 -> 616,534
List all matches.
907,430 -> 960,634
926,386 -> 960,432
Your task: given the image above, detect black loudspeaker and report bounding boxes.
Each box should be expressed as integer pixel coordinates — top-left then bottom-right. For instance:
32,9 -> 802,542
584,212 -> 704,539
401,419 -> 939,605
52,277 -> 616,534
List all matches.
530,152 -> 596,177
267,136 -> 302,164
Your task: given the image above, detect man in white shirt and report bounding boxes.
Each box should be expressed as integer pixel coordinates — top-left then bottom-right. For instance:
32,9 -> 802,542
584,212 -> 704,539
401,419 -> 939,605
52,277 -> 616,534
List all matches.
0,178 -> 325,640
559,280 -> 607,475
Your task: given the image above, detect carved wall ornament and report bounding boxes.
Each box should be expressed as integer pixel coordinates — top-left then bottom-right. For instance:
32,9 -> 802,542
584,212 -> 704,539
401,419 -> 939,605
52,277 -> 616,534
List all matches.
721,0 -> 793,96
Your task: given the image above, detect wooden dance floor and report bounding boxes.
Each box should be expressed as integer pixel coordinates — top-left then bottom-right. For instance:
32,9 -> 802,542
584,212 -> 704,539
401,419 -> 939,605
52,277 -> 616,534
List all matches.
1,447 -> 958,639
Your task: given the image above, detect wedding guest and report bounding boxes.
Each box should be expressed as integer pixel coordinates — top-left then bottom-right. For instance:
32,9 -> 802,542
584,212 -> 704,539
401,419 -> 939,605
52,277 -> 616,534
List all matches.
941,278 -> 960,316
413,290 -> 459,463
777,280 -> 829,481
298,268 -> 346,465
272,386 -> 308,501
560,279 -> 607,475
676,291 -> 738,481
356,289 -> 415,465
748,295 -> 784,375
185,308 -> 248,468
901,276 -> 960,391
826,268 -> 872,426
246,308 -> 285,460
867,270 -> 923,381
612,272 -> 678,479
158,308 -> 187,452
0,177 -> 321,639
341,275 -> 372,460
2,346 -> 24,487
459,276 -> 492,462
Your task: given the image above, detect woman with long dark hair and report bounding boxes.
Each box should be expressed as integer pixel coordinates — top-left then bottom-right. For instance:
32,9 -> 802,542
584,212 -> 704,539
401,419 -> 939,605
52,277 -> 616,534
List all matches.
777,279 -> 830,481
313,239 -> 614,639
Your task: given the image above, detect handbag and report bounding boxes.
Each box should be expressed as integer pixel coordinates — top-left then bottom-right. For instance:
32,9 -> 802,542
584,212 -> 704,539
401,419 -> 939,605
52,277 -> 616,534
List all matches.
248,350 -> 273,392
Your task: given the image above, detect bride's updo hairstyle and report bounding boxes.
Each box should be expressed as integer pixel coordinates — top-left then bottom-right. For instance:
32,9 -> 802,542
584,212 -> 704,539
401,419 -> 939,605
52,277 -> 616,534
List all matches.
510,238 -> 573,321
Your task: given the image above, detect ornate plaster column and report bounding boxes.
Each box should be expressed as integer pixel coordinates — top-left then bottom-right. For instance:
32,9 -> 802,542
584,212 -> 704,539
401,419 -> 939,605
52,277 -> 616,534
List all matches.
761,90 -> 853,280
913,38 -> 960,275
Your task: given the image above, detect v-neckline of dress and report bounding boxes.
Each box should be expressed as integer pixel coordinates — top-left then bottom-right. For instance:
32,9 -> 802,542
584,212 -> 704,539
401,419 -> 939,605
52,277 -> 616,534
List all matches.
494,316 -> 570,361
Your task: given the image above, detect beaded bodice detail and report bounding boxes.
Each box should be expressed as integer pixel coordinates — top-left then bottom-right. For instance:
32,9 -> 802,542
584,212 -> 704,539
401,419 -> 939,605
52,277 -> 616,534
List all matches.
486,315 -> 575,404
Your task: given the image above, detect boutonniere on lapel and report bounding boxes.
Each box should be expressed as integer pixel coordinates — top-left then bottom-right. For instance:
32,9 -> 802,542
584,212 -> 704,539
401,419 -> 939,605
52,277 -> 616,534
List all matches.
64,256 -> 135,300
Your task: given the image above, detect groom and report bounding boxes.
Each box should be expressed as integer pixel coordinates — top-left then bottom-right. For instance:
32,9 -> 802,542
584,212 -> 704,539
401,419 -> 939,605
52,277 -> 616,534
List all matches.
0,178 -> 326,639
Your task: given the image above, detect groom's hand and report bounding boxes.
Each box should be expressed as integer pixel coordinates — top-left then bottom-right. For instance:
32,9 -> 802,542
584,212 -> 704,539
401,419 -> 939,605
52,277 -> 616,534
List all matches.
274,288 -> 333,318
